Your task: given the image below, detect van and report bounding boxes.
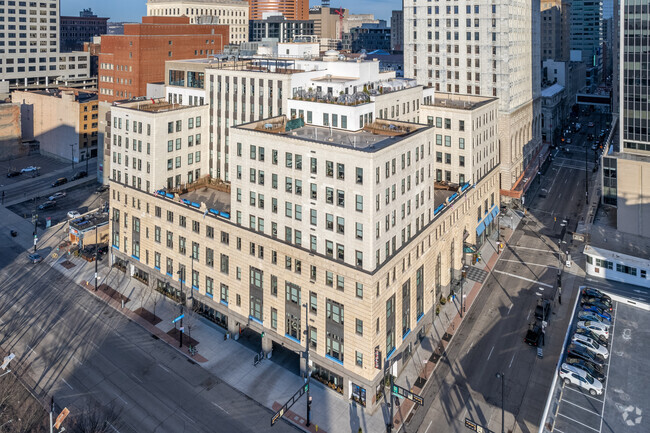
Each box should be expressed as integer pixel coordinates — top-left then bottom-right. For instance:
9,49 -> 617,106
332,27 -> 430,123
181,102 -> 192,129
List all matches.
51,177 -> 68,187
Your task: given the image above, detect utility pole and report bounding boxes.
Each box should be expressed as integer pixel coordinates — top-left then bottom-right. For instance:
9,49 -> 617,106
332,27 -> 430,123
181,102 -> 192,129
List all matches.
496,372 -> 505,433
190,255 -> 194,306
85,153 -> 89,174
69,144 -> 75,170
303,302 -> 311,426
49,397 -> 54,433
387,359 -> 394,433
32,212 -> 38,253
178,267 -> 184,348
94,224 -> 98,291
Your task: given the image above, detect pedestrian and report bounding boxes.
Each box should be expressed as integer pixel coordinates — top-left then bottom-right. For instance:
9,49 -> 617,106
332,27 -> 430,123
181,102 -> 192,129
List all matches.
558,286 -> 562,305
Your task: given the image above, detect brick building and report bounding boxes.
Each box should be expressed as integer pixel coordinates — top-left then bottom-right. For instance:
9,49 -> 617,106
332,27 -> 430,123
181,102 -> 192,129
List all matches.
98,17 -> 229,102
249,0 -> 309,21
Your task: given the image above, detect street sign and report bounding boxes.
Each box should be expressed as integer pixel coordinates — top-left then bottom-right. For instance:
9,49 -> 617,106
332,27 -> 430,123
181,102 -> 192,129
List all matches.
54,407 -> 70,429
374,346 -> 382,369
464,418 -> 494,433
271,382 -> 309,425
391,384 -> 424,406
172,314 -> 185,324
1,353 -> 15,370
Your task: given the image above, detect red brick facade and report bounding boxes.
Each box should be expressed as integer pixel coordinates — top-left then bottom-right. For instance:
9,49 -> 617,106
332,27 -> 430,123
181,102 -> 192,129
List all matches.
98,17 -> 228,103
249,0 -> 309,20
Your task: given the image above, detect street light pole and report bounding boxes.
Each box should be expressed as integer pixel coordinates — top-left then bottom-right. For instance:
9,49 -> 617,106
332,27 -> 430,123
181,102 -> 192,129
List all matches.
303,303 -> 311,426
94,224 -> 98,291
585,146 -> 588,203
69,144 -> 75,170
32,212 -> 38,253
177,267 -> 184,348
496,372 -> 505,433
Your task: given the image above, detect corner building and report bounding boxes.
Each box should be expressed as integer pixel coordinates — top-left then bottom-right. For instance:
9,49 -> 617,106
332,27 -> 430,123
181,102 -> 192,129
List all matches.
108,92 -> 500,411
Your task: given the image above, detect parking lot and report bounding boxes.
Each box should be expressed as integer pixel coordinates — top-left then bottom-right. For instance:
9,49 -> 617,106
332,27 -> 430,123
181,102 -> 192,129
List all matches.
0,154 -> 70,187
553,299 -> 649,433
8,182 -> 108,230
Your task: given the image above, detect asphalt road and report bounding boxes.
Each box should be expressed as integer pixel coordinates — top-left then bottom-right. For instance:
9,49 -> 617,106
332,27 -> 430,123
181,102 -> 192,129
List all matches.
0,248 -> 298,432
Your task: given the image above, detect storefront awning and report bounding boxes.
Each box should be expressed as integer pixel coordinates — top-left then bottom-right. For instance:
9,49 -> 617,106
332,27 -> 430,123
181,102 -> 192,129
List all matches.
476,221 -> 486,236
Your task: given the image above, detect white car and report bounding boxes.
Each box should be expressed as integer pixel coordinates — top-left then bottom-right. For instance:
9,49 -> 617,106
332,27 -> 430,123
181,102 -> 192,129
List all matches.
48,192 -> 67,201
559,363 -> 603,396
21,166 -> 38,173
577,321 -> 610,340
67,210 -> 81,219
572,334 -> 609,359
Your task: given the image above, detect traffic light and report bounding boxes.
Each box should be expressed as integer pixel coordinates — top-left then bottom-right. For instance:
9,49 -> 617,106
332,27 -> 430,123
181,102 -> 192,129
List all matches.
261,331 -> 265,338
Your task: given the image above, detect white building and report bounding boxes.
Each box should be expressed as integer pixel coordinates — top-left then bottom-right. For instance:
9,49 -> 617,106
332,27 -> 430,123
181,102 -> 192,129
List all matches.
146,0 -> 249,45
403,0 -> 543,197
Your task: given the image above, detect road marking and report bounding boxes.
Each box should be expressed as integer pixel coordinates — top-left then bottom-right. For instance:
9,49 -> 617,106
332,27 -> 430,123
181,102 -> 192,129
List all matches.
508,246 -> 555,254
509,354 -> 516,368
130,373 -> 143,384
557,412 -> 600,432
36,323 -> 45,332
508,304 -> 513,315
600,306 -> 618,433
90,341 -> 100,350
158,363 -> 171,373
492,270 -> 553,288
212,401 -> 230,415
424,420 -> 433,433
487,346 -> 494,361
180,412 -> 196,424
114,393 -> 128,405
527,311 -> 531,320
61,378 -> 73,390
563,386 -> 605,403
107,422 -> 121,433
466,342 -> 474,356
499,259 -> 559,269
561,398 -> 601,416
26,345 -> 38,356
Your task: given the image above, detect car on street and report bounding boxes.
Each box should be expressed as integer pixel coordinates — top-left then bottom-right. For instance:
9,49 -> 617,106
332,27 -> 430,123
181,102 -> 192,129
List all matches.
535,299 -> 551,321
572,334 -> 609,359
581,288 -> 612,303
581,297 -> 613,311
559,363 -> 603,396
566,138 -> 572,144
577,320 -> 610,339
588,122 -> 595,127
565,357 -> 606,382
71,171 -> 87,180
27,253 -> 43,264
38,200 -> 56,210
95,184 -> 109,194
67,210 -> 81,219
575,327 -> 608,347
21,166 -> 38,173
578,310 -> 611,324
6,169 -> 21,178
591,143 -> 598,150
581,305 -> 612,321
48,192 -> 67,201
524,321 -> 544,347
51,177 -> 67,187
567,343 -> 605,366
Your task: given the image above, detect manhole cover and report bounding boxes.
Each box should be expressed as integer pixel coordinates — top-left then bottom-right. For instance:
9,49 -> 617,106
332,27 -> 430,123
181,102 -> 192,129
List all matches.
60,260 -> 76,269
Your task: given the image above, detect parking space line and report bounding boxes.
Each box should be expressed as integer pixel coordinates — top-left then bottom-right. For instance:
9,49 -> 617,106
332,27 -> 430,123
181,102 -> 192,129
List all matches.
599,306 -> 618,433
553,428 -> 566,433
563,386 -> 605,403
557,413 -> 600,432
561,398 -> 602,416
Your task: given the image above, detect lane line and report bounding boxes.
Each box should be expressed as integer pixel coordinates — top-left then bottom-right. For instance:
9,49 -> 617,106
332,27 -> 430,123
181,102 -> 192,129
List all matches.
508,246 -> 556,254
509,354 -> 515,369
130,373 -> 143,384
487,346 -> 494,361
556,412 -> 600,432
107,422 -> 121,433
600,306 -> 618,433
561,398 -> 602,416
507,304 -> 513,315
158,363 -> 171,373
424,420 -> 433,433
61,378 -> 73,390
212,401 -> 230,415
180,412 -> 196,424
115,393 -> 128,405
492,270 -> 553,288
26,345 -> 38,356
499,259 -> 559,269
72,355 -> 82,364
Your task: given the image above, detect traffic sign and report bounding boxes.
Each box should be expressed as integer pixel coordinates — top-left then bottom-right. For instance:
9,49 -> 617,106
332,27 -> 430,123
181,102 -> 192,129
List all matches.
172,314 -> 184,323
271,382 -> 309,425
464,418 -> 494,433
54,407 -> 70,429
391,384 -> 424,406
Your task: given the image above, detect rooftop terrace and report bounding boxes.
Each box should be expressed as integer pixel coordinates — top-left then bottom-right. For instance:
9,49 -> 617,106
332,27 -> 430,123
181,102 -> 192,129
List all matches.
114,97 -> 198,113
424,93 -> 497,111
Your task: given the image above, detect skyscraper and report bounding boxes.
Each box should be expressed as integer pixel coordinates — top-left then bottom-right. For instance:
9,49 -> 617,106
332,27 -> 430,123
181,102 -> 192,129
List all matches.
249,0 -> 309,21
403,0 -> 542,197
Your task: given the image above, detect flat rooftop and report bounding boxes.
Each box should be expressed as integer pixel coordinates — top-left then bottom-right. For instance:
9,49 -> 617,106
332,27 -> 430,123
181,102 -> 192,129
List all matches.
115,97 -> 198,113
425,93 -> 497,111
154,182 -> 231,216
588,204 -> 650,260
70,211 -> 109,232
237,116 -> 428,152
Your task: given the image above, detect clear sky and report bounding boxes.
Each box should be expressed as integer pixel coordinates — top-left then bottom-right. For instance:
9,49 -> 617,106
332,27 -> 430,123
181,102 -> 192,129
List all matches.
61,0 -> 401,23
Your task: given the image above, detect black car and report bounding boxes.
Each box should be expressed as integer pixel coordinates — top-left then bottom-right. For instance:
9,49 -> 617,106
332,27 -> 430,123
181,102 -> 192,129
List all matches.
71,171 -> 88,181
6,170 -> 20,178
38,200 -> 56,210
575,328 -> 608,347
581,296 -> 613,310
582,288 -> 612,303
51,177 -> 68,187
535,299 -> 551,321
95,184 -> 109,194
565,357 -> 606,382
567,343 -> 605,366
524,321 -> 544,347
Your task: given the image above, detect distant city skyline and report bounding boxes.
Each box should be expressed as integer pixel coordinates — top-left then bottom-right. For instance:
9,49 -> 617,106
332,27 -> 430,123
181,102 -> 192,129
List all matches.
61,0 -> 401,23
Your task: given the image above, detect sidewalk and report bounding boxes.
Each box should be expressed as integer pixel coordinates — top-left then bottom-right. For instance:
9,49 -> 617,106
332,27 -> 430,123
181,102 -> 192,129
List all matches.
34,209 -> 522,433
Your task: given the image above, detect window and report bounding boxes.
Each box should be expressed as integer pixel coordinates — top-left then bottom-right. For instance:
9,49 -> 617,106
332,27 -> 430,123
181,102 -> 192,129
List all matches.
356,167 -> 363,184
310,291 -> 317,314
356,319 -> 363,336
326,299 -> 344,324
220,254 -> 229,274
356,282 -> 363,299
220,284 -> 228,304
355,351 -> 363,367
337,163 -> 345,180
355,195 -> 363,212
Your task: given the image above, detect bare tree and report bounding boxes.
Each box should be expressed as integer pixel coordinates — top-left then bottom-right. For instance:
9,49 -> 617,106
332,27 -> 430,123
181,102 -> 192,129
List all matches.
67,402 -> 122,433
184,306 -> 199,341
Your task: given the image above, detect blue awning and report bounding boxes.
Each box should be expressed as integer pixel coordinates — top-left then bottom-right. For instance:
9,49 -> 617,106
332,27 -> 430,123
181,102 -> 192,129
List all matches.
490,206 -> 500,219
484,212 -> 494,227
476,221 -> 486,236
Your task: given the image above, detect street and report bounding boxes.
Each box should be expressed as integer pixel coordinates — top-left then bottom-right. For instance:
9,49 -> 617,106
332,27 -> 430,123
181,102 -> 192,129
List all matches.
0,244 -> 298,432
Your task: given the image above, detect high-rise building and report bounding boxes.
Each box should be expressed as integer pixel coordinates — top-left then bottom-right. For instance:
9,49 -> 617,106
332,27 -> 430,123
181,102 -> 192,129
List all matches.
248,0 -> 309,21
249,15 -> 314,43
146,0 -> 249,44
404,0 -> 542,198
60,9 -> 109,52
309,6 -> 347,41
97,16 -> 229,103
390,10 -> 404,53
0,0 -> 91,89
569,0 -> 603,81
540,1 -> 570,61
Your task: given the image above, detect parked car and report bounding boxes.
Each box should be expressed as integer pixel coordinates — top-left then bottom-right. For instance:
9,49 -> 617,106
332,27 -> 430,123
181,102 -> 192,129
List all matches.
582,288 -> 612,303
6,170 -> 21,178
559,363 -> 603,396
591,143 -> 598,150
565,357 -> 606,383
67,210 -> 81,219
27,253 -> 43,264
567,343 -> 605,366
588,122 -> 595,127
582,297 -> 613,311
575,327 -> 608,347
21,166 -> 38,173
535,299 -> 551,321
566,138 -> 572,144
38,200 -> 56,210
581,305 -> 612,321
572,334 -> 609,359
524,321 -> 544,347
71,171 -> 87,180
48,192 -> 67,201
577,321 -> 610,339
95,184 -> 109,194
51,177 -> 67,187
578,310 -> 611,324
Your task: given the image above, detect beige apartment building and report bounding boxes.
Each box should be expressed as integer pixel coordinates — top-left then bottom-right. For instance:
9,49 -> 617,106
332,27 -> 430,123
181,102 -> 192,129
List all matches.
108,93 -> 500,410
